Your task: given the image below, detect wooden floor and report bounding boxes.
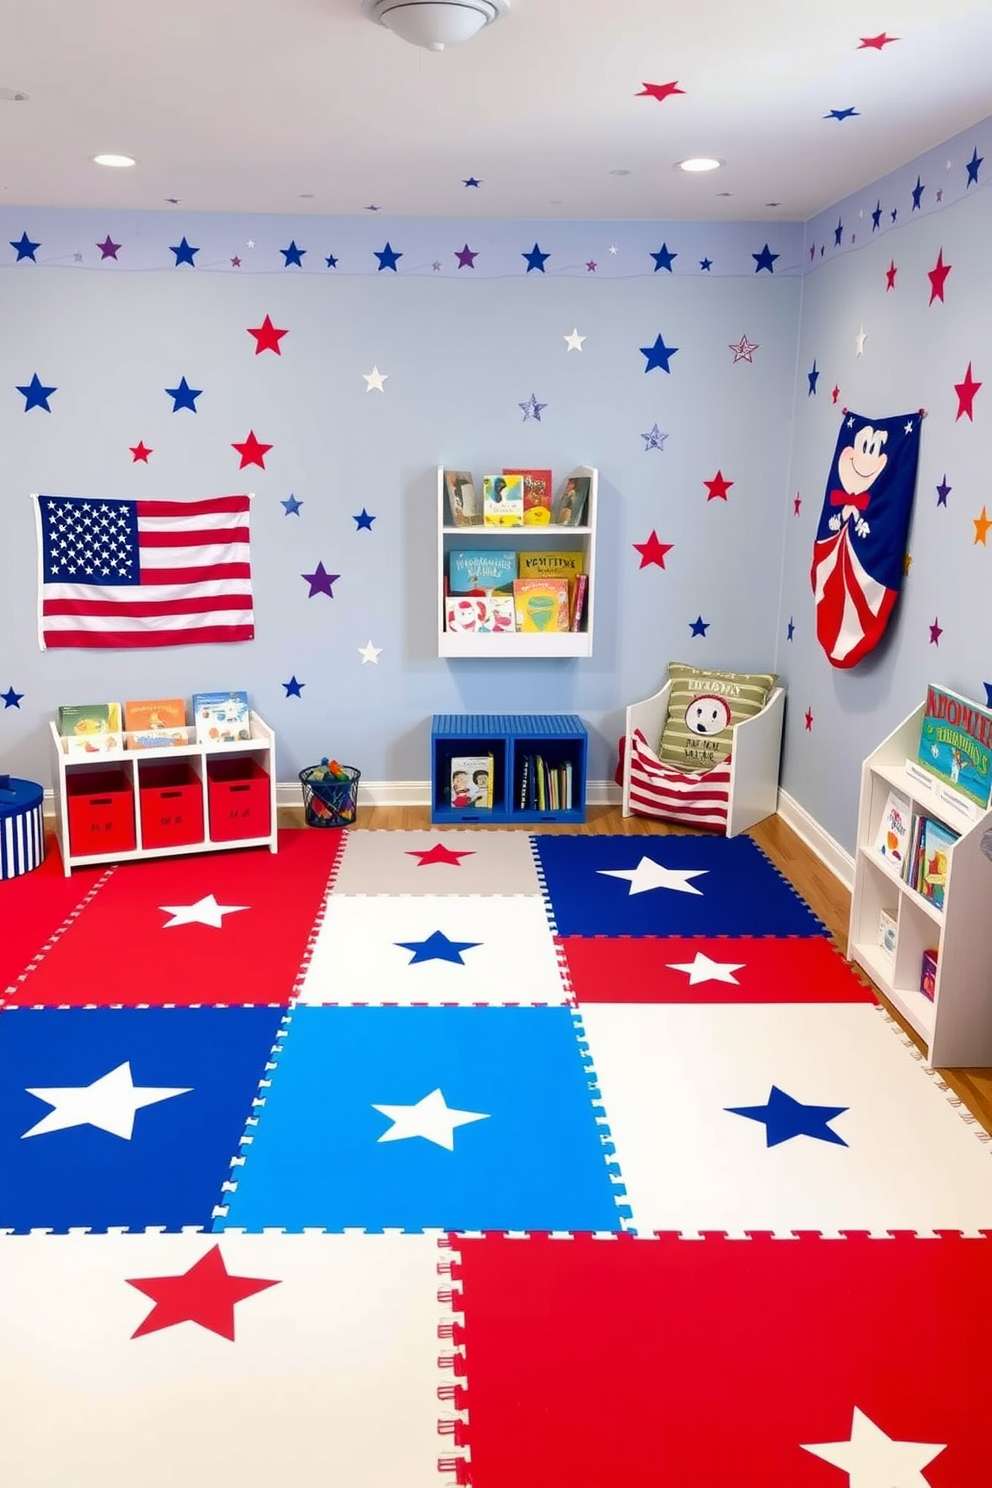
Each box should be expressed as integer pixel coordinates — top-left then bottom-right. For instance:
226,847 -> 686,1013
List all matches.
280,801 -> 992,1135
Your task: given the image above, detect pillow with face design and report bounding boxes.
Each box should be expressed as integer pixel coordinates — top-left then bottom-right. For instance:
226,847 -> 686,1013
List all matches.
658,662 -> 778,771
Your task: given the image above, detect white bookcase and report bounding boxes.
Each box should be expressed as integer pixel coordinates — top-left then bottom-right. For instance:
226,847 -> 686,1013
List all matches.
437,465 -> 598,658
49,711 -> 278,875
848,701 -> 992,1067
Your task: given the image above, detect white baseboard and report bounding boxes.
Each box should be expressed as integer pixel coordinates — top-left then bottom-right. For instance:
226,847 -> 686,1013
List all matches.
277,778 -> 625,810
776,787 -> 854,891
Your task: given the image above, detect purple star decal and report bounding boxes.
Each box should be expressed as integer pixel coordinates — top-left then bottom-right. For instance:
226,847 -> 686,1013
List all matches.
585,260 -> 597,272
231,256 -> 242,267
455,244 -> 478,268
519,393 -> 547,422
936,475 -> 951,507
929,617 -> 943,645
302,562 -> 340,598
97,235 -> 121,260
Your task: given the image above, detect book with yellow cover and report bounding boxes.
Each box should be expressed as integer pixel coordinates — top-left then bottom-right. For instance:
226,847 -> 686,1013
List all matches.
513,578 -> 570,632
516,551 -> 584,579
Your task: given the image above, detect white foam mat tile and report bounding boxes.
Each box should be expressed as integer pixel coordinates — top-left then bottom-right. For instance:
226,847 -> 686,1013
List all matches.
0,1231 -> 444,1488
580,1001 -> 992,1235
296,894 -> 568,1005
332,829 -> 542,896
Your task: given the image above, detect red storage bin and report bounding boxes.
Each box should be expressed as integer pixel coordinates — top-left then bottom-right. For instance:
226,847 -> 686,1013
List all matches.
207,757 -> 271,841
66,769 -> 136,857
139,761 -> 205,850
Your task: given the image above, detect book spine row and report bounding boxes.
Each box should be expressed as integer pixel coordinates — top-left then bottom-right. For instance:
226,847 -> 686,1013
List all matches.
518,755 -> 573,812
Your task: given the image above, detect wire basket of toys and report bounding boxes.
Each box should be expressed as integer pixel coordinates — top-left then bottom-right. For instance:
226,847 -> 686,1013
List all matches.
299,758 -> 361,828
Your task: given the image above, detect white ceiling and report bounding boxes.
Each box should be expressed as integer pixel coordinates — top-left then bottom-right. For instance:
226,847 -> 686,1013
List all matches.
2,0 -> 991,222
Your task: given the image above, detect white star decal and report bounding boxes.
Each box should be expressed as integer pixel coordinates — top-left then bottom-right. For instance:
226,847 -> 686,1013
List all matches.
358,639 -> 383,664
159,894 -> 249,929
666,951 -> 746,985
598,856 -> 708,896
802,1406 -> 945,1486
22,1060 -> 192,1140
564,327 -> 586,351
372,1087 -> 490,1150
855,325 -> 867,357
608,243 -> 619,254
363,365 -> 388,392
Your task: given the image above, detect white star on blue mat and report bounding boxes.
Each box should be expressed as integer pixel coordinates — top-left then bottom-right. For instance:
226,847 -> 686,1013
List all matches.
726,1084 -> 848,1147
598,856 -> 707,896
372,1087 -> 490,1150
159,894 -> 249,929
394,930 -> 481,965
667,952 -> 745,985
802,1406 -> 945,1485
22,1060 -> 192,1140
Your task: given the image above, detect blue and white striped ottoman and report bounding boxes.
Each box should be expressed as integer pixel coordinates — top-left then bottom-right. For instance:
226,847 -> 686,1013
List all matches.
0,776 -> 46,879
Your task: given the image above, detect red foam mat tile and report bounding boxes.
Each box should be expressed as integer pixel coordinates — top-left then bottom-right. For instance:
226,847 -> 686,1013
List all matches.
0,837 -> 109,1001
556,933 -> 877,1004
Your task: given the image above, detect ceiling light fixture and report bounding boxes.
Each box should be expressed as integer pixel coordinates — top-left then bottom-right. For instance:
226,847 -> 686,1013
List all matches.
0,87 -> 30,102
92,153 -> 136,168
362,0 -> 508,51
676,157 -> 722,173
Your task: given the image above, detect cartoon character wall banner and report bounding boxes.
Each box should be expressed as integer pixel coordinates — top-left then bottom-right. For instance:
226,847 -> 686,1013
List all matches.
810,409 -> 922,668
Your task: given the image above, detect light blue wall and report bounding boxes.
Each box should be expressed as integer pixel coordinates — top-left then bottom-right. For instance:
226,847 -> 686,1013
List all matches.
0,212 -> 803,788
778,114 -> 992,855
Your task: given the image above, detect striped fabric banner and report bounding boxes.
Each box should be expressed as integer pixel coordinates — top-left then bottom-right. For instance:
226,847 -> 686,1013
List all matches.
32,493 -> 253,649
627,727 -> 731,828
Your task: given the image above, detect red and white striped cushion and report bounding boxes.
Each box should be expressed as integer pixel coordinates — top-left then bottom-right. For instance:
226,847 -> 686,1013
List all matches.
627,727 -> 730,828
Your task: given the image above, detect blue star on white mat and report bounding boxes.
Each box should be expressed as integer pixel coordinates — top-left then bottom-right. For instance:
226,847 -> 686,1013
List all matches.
598,856 -> 707,896
519,392 -> 547,421
650,243 -> 677,272
911,176 -> 925,210
752,243 -> 779,273
726,1084 -> 848,1147
358,640 -> 382,664
353,507 -> 376,530
640,334 -> 679,373
395,930 -> 481,965
2,686 -> 24,708
689,615 -> 710,637
374,242 -> 402,271
372,1087 -> 490,1150
10,231 -> 40,261
281,493 -> 303,515
564,327 -> 586,351
159,894 -> 249,929
729,334 -> 759,363
666,952 -> 745,985
169,236 -> 199,266
824,107 -> 859,121
363,366 -> 388,392
522,242 -> 550,272
966,147 -> 983,186
164,376 -> 201,412
283,675 -> 305,697
802,1406 -> 945,1484
641,424 -> 668,451
280,240 -> 306,266
21,1060 -> 192,1140
16,373 -> 57,411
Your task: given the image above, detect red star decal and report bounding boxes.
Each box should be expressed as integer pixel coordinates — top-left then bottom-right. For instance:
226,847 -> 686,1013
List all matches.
885,260 -> 897,291
635,81 -> 685,102
632,530 -> 673,569
793,494 -> 802,516
858,32 -> 899,49
927,249 -> 952,305
247,314 -> 288,355
929,617 -> 943,645
232,430 -> 273,468
406,843 -> 476,867
127,1245 -> 279,1341
831,385 -> 840,404
703,470 -> 734,501
954,362 -> 982,422
804,708 -> 814,731
129,440 -> 153,463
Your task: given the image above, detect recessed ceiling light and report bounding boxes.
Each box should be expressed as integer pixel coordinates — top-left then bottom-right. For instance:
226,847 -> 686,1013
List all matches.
609,168 -> 631,176
0,87 -> 30,102
92,153 -> 137,168
676,157 -> 722,173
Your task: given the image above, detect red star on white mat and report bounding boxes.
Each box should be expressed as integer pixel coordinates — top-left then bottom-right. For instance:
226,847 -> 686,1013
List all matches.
406,843 -> 476,866
128,1245 -> 279,1340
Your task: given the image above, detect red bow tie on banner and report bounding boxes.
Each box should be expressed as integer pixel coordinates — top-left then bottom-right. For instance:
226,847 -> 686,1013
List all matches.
830,489 -> 871,511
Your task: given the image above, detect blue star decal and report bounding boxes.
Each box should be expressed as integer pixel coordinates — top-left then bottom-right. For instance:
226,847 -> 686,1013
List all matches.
394,930 -> 481,965
463,176 -> 482,188
169,236 -> 199,267
833,218 -> 844,246
985,682 -> 992,708
522,242 -> 549,273
640,334 -> 679,373
726,1084 -> 848,1147
966,147 -> 983,187
689,615 -> 709,637
164,376 -> 202,413
807,360 -> 820,396
325,253 -> 338,268
519,393 -> 547,422
283,675 -> 305,698
16,373 -> 57,411
824,107 -> 859,121
752,243 -> 778,273
374,242 -> 402,271
890,207 -> 898,222
281,494 -> 303,515
281,240 -> 306,267
911,176 -> 925,210
353,508 -> 376,531
10,232 -> 40,262
641,423 -> 668,451
871,201 -> 882,230
2,685 -> 24,709
651,243 -> 677,272
936,476 -> 951,507
699,257 -> 713,271
786,617 -> 795,641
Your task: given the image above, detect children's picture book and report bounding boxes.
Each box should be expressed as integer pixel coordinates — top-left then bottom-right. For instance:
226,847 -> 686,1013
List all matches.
551,475 -> 590,528
449,754 -> 494,809
503,468 -> 553,526
513,578 -> 571,632
445,596 -> 514,633
920,947 -> 938,1001
872,788 -> 912,869
569,573 -> 589,632
448,549 -> 517,594
58,702 -> 122,737
516,550 -> 584,580
192,690 -> 251,744
482,474 -> 524,527
443,470 -> 481,527
123,697 -> 188,748
916,683 -> 992,809
918,817 -> 959,910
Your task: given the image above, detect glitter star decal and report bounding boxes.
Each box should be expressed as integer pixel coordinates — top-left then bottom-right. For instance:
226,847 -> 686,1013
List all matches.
247,315 -> 288,354
522,243 -> 549,272
519,393 -> 547,421
283,676 -> 305,698
954,362 -> 982,421
301,562 -> 340,598
729,334 -> 758,363
16,374 -> 57,411
704,471 -> 733,501
9,231 -> 40,261
927,249 -> 952,304
282,494 -> 303,515
636,81 -> 685,101
232,430 -> 272,469
129,441 -> 153,463
633,531 -> 673,569
169,236 -> 199,267
752,243 -> 779,272
455,244 -> 478,268
96,235 -> 121,260
640,334 -> 679,373
374,242 -> 402,271
280,240 -> 306,267
641,424 -> 668,451
353,508 -> 376,530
